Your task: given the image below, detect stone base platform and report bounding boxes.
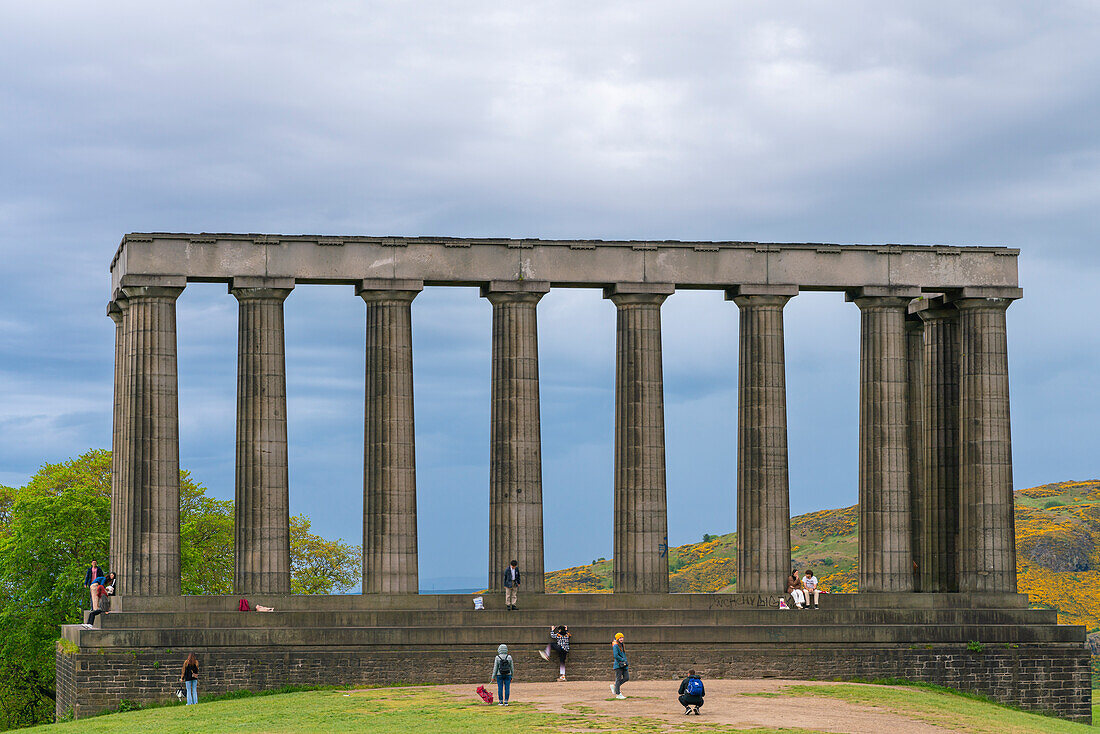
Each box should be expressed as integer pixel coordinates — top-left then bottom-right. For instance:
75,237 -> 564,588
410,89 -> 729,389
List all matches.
56,593 -> 1091,722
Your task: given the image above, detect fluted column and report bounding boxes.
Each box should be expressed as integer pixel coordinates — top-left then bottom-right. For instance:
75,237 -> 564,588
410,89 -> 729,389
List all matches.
231,279 -> 293,594
606,283 -> 673,594
483,281 -> 549,593
905,317 -> 925,592
119,280 -> 185,596
915,299 -> 960,593
108,299 -> 129,580
728,285 -> 797,595
851,289 -> 918,593
359,279 -> 422,594
956,292 -> 1020,593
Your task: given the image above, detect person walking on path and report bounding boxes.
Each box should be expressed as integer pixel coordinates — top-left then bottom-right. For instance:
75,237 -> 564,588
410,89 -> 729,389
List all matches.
678,669 -> 706,714
610,632 -> 629,699
802,569 -> 820,609
180,653 -> 200,705
491,644 -> 514,706
503,560 -> 521,611
84,561 -> 102,611
539,624 -> 570,681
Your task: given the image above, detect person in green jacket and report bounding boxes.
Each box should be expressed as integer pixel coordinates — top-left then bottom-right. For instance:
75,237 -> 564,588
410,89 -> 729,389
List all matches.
610,632 -> 628,699
491,643 -> 514,706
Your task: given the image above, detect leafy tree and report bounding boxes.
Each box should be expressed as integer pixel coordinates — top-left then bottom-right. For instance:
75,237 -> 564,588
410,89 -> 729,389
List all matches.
290,515 -> 360,595
0,450 -> 361,729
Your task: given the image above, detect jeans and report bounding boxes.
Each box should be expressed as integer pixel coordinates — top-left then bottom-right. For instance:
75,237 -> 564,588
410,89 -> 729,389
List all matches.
185,679 -> 198,705
613,666 -> 629,694
496,675 -> 511,702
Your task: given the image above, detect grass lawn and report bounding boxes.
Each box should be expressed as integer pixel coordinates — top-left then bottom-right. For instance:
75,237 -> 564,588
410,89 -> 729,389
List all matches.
787,682 -> 1096,733
26,683 -> 1099,733
31,687 -> 822,734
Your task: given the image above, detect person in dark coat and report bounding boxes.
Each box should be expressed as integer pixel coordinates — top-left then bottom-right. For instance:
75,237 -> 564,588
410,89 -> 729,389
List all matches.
503,560 -> 521,610
678,669 -> 705,714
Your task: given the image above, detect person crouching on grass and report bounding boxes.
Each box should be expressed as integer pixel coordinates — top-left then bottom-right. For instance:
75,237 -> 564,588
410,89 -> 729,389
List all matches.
678,669 -> 705,714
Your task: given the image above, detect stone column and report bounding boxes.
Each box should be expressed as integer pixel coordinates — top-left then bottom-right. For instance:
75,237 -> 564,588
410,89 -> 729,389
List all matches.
108,299 -> 129,580
482,281 -> 550,593
118,279 -> 185,596
955,289 -> 1021,593
727,285 -> 798,595
231,278 -> 294,594
605,283 -> 674,594
905,317 -> 925,592
849,288 -> 919,593
915,298 -> 960,593
359,279 -> 423,594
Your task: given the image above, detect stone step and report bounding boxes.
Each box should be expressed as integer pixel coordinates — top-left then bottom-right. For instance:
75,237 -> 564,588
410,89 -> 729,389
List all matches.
110,591 -> 1031,613
88,606 -> 1060,629
65,620 -> 1082,649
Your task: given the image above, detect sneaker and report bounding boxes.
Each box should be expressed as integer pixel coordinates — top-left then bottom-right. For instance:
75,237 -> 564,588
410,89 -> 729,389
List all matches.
557,675 -> 566,682
503,701 -> 509,706
616,694 -> 626,700
684,707 -> 691,715
497,702 -> 505,706
610,683 -> 616,695
694,706 -> 701,714
81,623 -> 93,629
539,650 -> 550,661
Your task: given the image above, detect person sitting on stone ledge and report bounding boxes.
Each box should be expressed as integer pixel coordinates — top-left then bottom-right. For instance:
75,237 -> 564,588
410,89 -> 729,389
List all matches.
677,669 -> 705,714
802,569 -> 820,609
786,569 -> 806,610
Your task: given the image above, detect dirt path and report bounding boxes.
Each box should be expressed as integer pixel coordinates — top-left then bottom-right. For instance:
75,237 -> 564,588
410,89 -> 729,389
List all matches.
440,679 -> 953,733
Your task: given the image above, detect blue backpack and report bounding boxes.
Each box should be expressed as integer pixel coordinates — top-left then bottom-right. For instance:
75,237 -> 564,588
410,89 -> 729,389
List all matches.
686,677 -> 703,696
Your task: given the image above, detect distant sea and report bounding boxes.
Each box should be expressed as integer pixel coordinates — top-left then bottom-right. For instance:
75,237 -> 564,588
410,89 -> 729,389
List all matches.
420,588 -> 481,595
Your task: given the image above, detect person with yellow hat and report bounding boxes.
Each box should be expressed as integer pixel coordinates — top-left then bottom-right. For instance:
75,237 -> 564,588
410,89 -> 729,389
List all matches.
610,632 -> 628,699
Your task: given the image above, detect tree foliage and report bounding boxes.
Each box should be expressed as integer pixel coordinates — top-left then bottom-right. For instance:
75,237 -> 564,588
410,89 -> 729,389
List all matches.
0,449 -> 361,729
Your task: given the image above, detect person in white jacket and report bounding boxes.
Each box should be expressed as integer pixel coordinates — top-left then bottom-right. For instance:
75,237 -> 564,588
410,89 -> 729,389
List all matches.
802,570 -> 820,609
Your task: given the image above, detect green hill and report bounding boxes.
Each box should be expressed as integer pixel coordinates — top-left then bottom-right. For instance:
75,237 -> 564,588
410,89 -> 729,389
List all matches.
547,481 -> 1100,641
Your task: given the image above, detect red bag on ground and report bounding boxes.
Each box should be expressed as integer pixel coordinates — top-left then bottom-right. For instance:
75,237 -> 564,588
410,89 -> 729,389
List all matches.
476,685 -> 493,704
238,598 -> 251,612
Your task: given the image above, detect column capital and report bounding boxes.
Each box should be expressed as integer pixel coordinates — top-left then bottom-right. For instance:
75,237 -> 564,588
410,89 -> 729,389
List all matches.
357,278 -> 423,303
230,286 -> 293,302
950,297 -> 1015,312
480,280 -> 550,305
946,286 -> 1023,302
604,282 -> 673,307
910,296 -> 957,322
107,299 -> 129,322
121,285 -> 184,300
229,276 -> 295,291
725,284 -> 797,308
120,274 -> 187,290
845,285 -> 921,303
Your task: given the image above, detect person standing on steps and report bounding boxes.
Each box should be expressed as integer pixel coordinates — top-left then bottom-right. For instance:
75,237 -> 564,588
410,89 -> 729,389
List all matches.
491,643 -> 514,706
677,669 -> 705,714
539,624 -> 570,681
180,653 -> 199,705
84,560 -> 102,612
610,632 -> 628,699
503,560 -> 521,611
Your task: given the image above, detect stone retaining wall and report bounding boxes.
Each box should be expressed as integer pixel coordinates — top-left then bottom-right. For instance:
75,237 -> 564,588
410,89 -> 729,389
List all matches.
56,641 -> 1091,722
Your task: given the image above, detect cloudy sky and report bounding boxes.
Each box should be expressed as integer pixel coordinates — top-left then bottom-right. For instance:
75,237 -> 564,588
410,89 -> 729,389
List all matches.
2,2 -> 1098,588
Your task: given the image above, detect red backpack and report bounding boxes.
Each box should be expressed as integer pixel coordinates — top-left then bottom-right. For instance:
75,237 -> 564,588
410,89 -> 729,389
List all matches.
238,598 -> 251,612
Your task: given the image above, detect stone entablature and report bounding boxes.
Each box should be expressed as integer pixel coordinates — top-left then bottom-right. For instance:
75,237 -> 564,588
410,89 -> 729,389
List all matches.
110,233 -> 1019,294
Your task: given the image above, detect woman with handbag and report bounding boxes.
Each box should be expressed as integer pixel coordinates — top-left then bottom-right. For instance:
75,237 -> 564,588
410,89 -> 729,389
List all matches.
180,653 -> 199,705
